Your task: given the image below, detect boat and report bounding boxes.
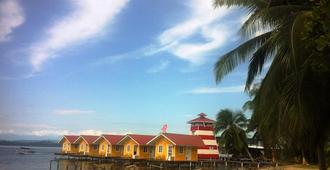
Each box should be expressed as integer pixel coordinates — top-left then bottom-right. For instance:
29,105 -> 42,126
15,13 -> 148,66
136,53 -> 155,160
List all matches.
16,147 -> 35,155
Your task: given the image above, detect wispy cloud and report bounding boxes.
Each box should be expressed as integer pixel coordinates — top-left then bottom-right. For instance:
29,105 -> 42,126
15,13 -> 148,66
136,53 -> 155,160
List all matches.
186,85 -> 245,94
0,0 -> 25,42
147,60 -> 170,73
79,129 -> 104,136
29,0 -> 129,71
145,0 -> 237,64
53,109 -> 95,115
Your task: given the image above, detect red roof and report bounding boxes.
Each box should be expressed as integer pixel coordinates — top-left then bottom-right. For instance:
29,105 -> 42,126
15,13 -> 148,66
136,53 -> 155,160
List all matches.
59,135 -> 79,144
125,134 -> 155,145
149,133 -> 205,147
187,113 -> 215,124
102,135 -> 124,144
78,135 -> 99,144
64,135 -> 79,143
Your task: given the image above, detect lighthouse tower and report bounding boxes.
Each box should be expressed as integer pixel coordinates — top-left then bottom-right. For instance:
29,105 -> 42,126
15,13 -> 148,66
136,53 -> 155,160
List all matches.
188,113 -> 219,160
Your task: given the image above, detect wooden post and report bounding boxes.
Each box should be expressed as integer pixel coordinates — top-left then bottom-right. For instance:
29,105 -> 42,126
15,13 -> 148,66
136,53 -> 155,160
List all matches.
49,160 -> 52,170
240,162 -> 243,168
257,162 -> 260,168
225,161 -> 227,167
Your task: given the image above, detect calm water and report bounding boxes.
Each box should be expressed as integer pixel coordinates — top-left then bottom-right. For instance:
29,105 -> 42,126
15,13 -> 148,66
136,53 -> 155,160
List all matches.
0,145 -> 60,170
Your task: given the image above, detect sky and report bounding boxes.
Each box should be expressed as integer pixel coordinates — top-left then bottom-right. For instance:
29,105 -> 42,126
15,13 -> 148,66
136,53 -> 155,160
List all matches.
0,0 -> 255,140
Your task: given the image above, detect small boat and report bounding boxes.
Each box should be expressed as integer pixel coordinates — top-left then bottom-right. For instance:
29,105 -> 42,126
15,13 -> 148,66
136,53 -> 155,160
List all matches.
16,147 -> 35,155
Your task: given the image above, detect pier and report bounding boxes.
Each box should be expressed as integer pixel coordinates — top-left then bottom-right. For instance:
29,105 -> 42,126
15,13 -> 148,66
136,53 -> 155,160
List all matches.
50,153 -> 277,170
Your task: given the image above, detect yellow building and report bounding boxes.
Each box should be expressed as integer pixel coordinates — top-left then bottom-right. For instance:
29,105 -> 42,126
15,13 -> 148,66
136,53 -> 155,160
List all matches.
147,133 -> 204,161
73,135 -> 99,156
59,135 -> 79,154
117,134 -> 155,159
93,134 -> 124,157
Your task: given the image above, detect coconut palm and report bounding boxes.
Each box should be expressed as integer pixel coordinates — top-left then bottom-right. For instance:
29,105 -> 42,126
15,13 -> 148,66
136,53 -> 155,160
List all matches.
213,0 -> 330,169
214,109 -> 254,161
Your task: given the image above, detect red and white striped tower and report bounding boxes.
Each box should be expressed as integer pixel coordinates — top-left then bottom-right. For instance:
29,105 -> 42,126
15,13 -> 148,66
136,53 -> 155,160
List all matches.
188,113 -> 219,160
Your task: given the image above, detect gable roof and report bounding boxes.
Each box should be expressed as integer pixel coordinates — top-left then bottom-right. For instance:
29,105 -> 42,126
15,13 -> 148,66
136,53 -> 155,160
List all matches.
187,113 -> 215,124
147,133 -> 205,147
74,135 -> 99,144
59,135 -> 79,144
93,134 -> 124,144
117,134 -> 155,145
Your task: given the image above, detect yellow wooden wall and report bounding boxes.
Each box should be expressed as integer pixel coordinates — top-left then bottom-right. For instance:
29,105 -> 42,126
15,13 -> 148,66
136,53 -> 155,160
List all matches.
70,144 -> 79,153
88,144 -> 99,156
97,139 -> 123,157
123,139 -> 137,158
153,136 -> 198,161
122,139 -> 151,159
138,145 -> 151,159
98,140 -> 110,157
154,137 -> 171,160
111,145 -> 123,157
62,140 -> 70,153
78,140 -> 88,154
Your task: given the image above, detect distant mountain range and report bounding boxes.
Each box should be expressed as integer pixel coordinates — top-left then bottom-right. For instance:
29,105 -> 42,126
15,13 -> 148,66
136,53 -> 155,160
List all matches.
0,140 -> 60,147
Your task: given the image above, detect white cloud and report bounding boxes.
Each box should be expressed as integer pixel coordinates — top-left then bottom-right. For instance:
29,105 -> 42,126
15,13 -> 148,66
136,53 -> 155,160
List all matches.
28,130 -> 70,137
0,0 -> 25,42
147,60 -> 170,73
186,85 -> 245,94
53,109 -> 95,115
146,0 -> 236,64
29,0 -> 129,71
79,129 -> 104,136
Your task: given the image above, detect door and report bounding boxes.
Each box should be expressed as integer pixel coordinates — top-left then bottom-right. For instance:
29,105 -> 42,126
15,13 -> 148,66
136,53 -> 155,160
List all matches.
133,145 -> 138,157
167,145 -> 173,160
185,147 -> 191,161
149,146 -> 155,159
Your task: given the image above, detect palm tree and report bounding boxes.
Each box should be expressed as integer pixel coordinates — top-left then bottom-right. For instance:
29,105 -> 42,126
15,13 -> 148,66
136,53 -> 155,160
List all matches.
213,1 -> 330,169
214,109 -> 254,161
242,84 -> 259,112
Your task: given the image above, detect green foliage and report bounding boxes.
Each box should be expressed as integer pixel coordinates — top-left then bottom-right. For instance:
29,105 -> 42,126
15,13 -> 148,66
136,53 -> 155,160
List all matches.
213,0 -> 330,169
214,109 -> 252,159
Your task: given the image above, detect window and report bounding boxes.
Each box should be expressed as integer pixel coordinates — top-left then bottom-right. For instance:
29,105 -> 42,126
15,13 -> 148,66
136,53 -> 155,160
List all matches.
127,145 -> 130,152
179,146 -> 184,154
116,145 -> 120,151
80,144 -> 83,149
101,144 -> 104,150
158,145 -> 163,153
143,146 -> 148,153
209,146 -> 214,150
63,144 -> 66,149
74,145 -> 78,148
93,145 -> 98,150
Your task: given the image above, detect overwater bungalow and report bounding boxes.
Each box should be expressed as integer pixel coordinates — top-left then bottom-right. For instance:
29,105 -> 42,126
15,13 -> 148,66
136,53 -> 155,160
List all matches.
73,135 -> 99,156
93,134 -> 124,157
59,135 -> 79,153
117,134 -> 155,159
147,133 -> 204,161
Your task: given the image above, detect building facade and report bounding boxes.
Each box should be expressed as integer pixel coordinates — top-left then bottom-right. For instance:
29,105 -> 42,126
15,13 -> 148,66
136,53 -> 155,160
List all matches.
188,113 -> 219,160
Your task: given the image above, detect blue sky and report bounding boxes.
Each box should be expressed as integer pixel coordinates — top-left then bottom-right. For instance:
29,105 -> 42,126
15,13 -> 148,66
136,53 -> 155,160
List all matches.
0,0 -> 254,140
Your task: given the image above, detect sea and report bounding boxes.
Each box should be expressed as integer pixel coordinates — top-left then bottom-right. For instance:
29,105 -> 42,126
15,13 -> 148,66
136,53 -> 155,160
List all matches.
0,145 -> 59,170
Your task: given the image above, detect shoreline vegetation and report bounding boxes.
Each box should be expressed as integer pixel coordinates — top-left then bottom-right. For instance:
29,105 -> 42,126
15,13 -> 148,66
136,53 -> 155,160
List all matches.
0,140 -> 60,147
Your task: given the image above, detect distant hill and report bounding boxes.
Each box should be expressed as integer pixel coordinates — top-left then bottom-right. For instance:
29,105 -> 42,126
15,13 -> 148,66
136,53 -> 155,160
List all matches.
0,140 -> 60,147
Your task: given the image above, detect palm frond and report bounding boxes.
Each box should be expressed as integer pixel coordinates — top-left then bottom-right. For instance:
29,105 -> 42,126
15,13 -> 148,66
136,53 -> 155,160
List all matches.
240,5 -> 311,37
214,0 -> 267,12
215,31 -> 272,84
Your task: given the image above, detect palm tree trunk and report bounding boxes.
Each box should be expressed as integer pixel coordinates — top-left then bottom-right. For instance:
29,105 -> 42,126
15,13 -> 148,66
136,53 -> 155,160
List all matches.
272,149 -> 276,163
301,149 -> 308,165
245,146 -> 254,162
317,141 -> 327,170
